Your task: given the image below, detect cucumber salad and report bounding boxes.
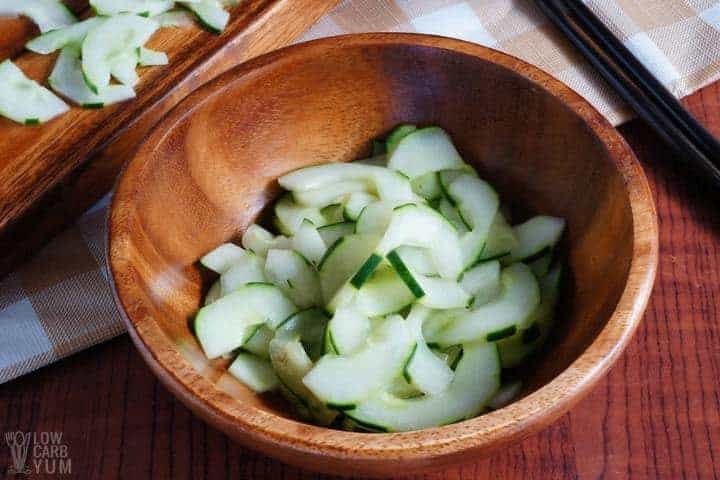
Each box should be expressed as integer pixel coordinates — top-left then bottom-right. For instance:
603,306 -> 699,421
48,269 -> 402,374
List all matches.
195,125 -> 566,432
0,0 -> 236,125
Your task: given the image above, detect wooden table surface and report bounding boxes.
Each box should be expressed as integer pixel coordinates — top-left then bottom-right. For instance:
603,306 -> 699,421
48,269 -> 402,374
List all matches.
2,80 -> 720,479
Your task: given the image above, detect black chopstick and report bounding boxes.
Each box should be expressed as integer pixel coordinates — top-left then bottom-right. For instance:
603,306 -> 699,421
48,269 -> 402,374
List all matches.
534,0 -> 720,187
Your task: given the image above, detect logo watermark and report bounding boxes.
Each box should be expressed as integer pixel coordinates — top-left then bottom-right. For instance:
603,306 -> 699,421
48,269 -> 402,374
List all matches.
4,431 -> 71,475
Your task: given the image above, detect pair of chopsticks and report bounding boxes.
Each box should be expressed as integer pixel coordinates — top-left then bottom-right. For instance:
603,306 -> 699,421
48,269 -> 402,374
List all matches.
535,0 -> 720,186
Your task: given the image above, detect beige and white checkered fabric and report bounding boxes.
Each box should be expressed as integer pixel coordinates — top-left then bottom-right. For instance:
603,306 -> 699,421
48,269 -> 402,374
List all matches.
3,0 -> 720,383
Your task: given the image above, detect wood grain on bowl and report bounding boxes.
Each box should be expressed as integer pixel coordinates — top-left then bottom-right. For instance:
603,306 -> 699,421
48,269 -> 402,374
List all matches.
0,0 -> 338,278
108,33 -> 658,477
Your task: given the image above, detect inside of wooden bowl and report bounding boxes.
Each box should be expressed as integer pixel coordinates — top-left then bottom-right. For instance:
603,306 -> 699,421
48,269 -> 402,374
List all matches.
119,41 -> 632,422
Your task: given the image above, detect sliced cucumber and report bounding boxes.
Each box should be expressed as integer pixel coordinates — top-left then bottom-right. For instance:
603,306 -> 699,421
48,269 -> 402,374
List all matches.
385,124 -> 416,155
195,283 -> 297,358
346,342 -> 500,432
317,221 -> 354,247
355,264 -> 415,316
394,246 -> 437,276
204,280 -> 222,305
411,171 -> 442,200
292,180 -> 368,208
325,306 -> 370,355
487,380 -> 522,410
241,224 -> 290,257
460,260 -> 501,307
228,353 -> 278,393
355,201 -> 393,235
0,60 -> 68,125
318,233 -> 380,304
242,325 -> 273,359
276,308 -> 328,361
292,219 -> 326,265
273,193 -> 326,235
81,13 -> 159,93
425,263 -> 540,346
110,49 -> 140,87
388,127 -> 465,179
200,242 -> 246,274
438,198 -> 469,233
0,0 -> 77,33
265,249 -> 320,308
49,47 -> 136,108
90,0 -> 174,16
403,305 -> 454,396
343,192 -> 376,221
138,47 -> 168,66
320,203 -> 344,224
479,212 -> 517,262
152,9 -> 195,27
508,216 -> 565,262
26,17 -> 103,54
219,252 -> 266,294
377,203 -> 462,280
179,0 -> 230,33
302,315 -> 415,408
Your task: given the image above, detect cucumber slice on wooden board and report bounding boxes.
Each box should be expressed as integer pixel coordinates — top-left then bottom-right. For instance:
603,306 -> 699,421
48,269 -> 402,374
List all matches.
0,0 -> 77,33
0,60 -> 69,125
508,216 -> 565,262
274,193 -> 326,235
26,17 -> 104,54
317,221 -> 354,247
355,264 -> 415,317
138,47 -> 168,66
152,9 -> 195,27
265,249 -> 321,308
179,0 -> 230,34
291,220 -> 327,265
200,242 -> 246,273
318,233 -> 380,304
460,260 -> 501,307
292,180 -> 368,208
325,307 -> 370,355
385,124 -> 416,155
81,13 -> 159,93
388,127 -> 465,179
219,252 -> 266,294
345,342 -> 500,432
228,352 -> 279,393
110,49 -> 140,87
90,0 -> 174,16
425,263 -> 540,346
241,224 -> 290,257
403,305 -> 454,396
302,315 -> 415,408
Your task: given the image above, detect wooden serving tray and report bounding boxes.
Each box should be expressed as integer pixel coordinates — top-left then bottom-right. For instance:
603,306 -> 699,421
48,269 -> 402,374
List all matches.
0,0 -> 337,276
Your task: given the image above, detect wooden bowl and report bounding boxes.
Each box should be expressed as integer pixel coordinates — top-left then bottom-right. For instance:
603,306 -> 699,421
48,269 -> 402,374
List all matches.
108,33 -> 658,477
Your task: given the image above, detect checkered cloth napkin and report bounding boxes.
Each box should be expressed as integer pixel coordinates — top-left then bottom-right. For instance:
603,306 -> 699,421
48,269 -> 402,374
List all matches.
3,0 -> 720,383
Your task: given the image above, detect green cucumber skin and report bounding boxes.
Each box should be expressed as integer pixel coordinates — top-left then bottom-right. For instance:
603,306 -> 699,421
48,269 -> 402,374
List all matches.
402,343 -> 419,383
486,325 -> 517,342
317,237 -> 343,271
385,124 -> 417,154
386,250 -> 424,298
350,254 -> 382,288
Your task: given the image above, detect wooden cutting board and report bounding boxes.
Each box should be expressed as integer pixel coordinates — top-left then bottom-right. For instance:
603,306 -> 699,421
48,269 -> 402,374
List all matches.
0,0 -> 338,276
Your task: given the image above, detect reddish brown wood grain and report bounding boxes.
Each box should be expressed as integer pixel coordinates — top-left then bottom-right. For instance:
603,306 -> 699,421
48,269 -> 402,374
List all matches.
1,81 -> 719,480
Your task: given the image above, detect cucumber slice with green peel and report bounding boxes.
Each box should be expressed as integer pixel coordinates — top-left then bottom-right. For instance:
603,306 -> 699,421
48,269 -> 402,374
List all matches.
318,233 -> 380,304
377,203 -> 462,280
343,192 -> 376,220
508,216 -> 565,262
403,305 -> 454,396
81,13 -> 159,93
479,212 -> 517,262
355,153 -> 386,167
195,283 -> 296,358
242,325 -> 273,359
0,0 -> 77,33
219,252 -> 266,294
437,168 -> 476,203
460,260 -> 501,307
152,9 -> 195,27
279,163 -> 417,206
0,60 -> 69,125
179,0 -> 230,33
228,353 -> 278,393
200,242 -> 246,273
302,315 -> 415,408
320,203 -> 344,224
265,249 -> 321,308
438,198 -> 469,233
49,47 -> 136,108
138,47 -> 168,66
387,376 -> 423,399
276,308 -> 328,361
388,127 -> 466,179
442,344 -> 463,370
204,280 -> 222,305
411,171 -> 442,200
110,49 -> 140,87
292,180 -> 368,208
394,246 -> 437,276
26,17 -> 104,54
355,201 -> 393,235
355,264 -> 415,317
317,221 -> 354,247
90,0 -> 174,16
529,251 -> 554,278
488,380 -> 522,410
385,124 -> 416,155
325,307 -> 370,355
241,224 -> 290,257
273,193 -> 326,235
292,219 -> 326,265
424,263 -> 540,346
345,342 -> 500,432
